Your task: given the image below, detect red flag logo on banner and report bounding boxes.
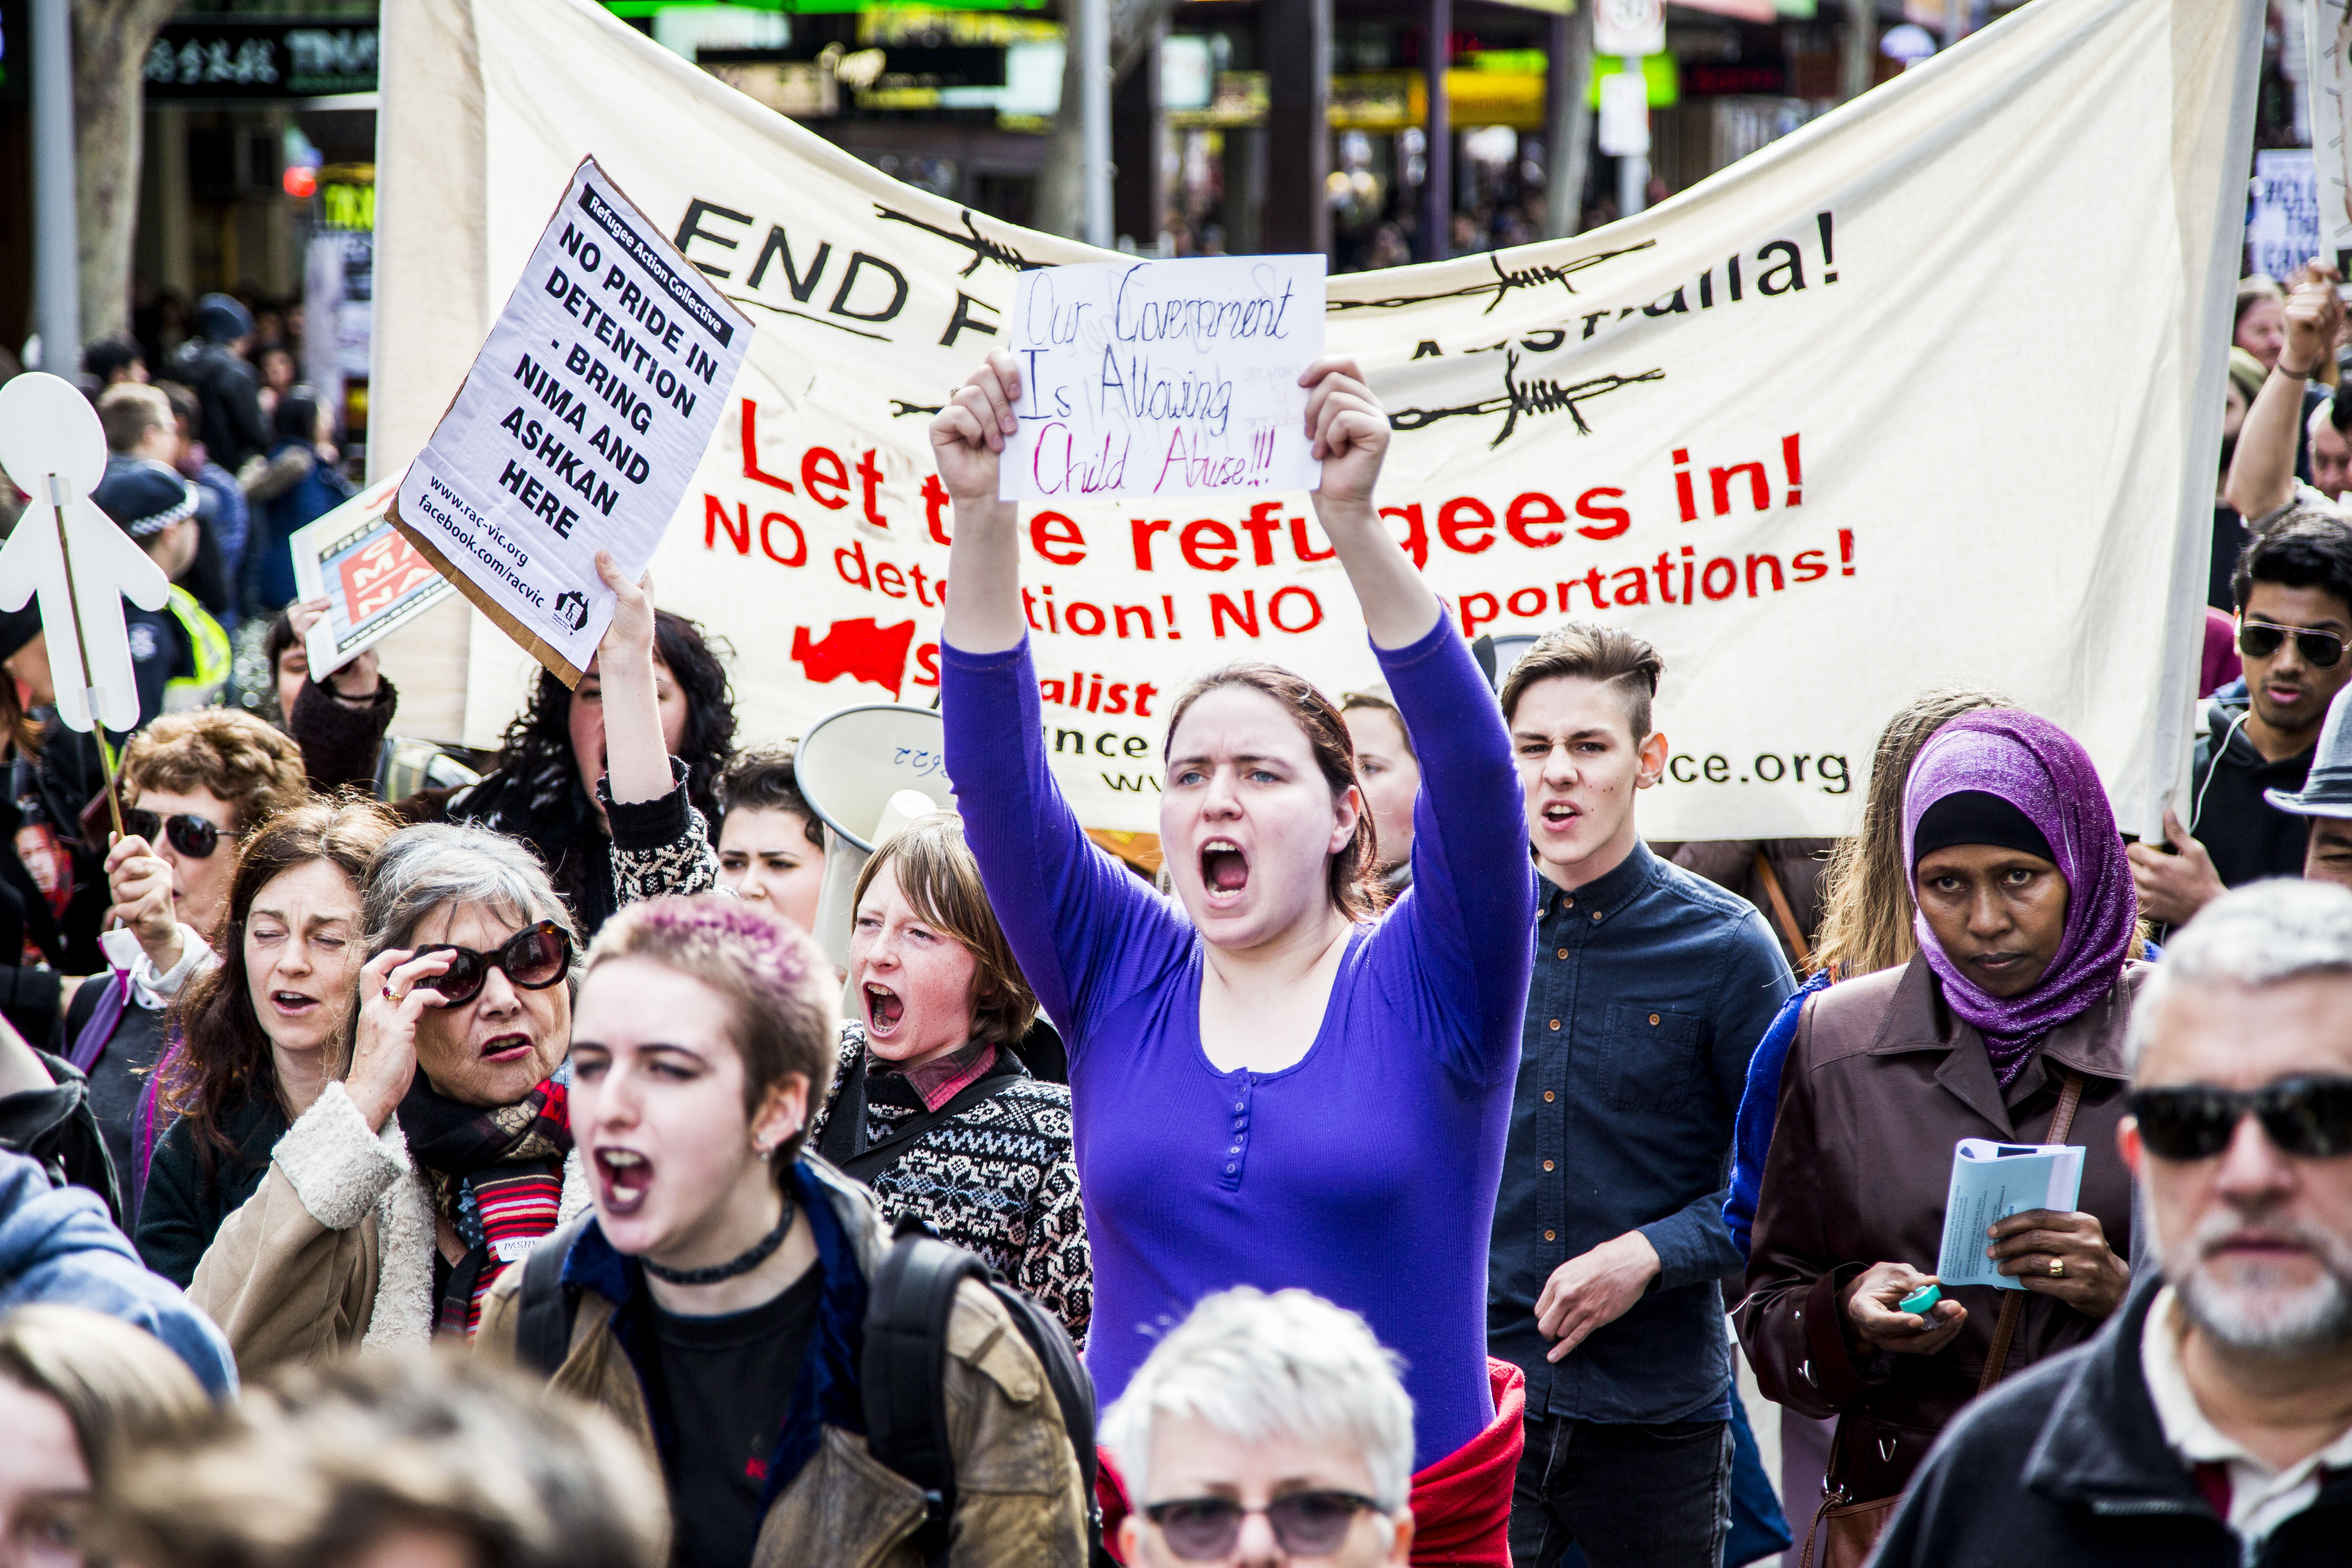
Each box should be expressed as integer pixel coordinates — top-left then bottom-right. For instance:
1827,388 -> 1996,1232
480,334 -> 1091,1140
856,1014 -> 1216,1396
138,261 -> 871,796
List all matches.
791,618 -> 916,699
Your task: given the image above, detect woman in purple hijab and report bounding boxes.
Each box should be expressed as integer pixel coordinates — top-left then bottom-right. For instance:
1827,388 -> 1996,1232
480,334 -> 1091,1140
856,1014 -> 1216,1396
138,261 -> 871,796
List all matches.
1735,708 -> 2145,1545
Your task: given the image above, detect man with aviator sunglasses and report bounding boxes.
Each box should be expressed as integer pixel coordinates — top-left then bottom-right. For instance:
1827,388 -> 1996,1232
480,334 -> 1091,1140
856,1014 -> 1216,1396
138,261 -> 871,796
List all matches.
1872,880 -> 2352,1567
2133,514 -> 2352,930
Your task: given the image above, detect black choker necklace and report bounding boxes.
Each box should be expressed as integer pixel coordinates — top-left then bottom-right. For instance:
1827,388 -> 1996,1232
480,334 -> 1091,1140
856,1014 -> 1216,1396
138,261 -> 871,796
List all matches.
641,1191 -> 797,1285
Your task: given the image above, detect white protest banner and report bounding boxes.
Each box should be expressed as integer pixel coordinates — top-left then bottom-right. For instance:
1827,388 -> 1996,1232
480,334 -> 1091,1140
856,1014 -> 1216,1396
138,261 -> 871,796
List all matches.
2249,150 -> 2322,282
373,0 -> 2260,840
2312,1 -> 2352,267
1002,256 -> 1323,502
289,474 -> 457,676
390,157 -> 753,684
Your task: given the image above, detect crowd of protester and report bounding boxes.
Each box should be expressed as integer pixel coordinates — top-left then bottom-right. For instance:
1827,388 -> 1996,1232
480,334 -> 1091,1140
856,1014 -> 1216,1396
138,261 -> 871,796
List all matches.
0,272 -> 2344,1568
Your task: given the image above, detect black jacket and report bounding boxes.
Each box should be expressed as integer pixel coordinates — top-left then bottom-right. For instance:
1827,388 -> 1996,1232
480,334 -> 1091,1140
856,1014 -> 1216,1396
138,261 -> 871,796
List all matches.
0,1048 -> 120,1222
1873,1273 -> 2352,1567
135,1090 -> 285,1288
2189,693 -> 2312,891
168,339 -> 268,474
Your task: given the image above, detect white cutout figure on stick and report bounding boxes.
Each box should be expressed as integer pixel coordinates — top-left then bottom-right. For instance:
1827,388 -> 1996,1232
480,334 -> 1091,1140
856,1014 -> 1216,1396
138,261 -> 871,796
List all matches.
0,373 -> 170,734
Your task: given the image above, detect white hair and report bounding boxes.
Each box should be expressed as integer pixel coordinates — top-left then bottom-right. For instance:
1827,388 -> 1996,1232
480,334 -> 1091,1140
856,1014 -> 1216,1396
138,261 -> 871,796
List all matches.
1099,1288 -> 1415,1514
2127,878 -> 2352,1071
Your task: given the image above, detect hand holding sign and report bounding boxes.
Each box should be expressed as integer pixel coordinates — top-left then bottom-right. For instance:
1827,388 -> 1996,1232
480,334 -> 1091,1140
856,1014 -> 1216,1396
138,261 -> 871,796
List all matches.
1300,354 -> 1392,512
0,373 -> 171,735
1000,255 -> 1325,502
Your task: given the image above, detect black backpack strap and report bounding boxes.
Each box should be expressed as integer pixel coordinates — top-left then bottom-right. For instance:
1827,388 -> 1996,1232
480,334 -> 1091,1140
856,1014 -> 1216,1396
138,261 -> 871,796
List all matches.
515,1216 -> 591,1379
982,1280 -> 1114,1566
863,1217 -> 989,1566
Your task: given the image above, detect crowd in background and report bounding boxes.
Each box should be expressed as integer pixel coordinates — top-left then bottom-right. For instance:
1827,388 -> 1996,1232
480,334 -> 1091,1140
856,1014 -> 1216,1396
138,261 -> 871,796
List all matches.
0,273 -> 2347,1568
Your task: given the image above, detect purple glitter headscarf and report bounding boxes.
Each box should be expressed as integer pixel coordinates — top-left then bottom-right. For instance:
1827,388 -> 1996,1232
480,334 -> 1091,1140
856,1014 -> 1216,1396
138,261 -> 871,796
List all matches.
1902,711 -> 2136,1085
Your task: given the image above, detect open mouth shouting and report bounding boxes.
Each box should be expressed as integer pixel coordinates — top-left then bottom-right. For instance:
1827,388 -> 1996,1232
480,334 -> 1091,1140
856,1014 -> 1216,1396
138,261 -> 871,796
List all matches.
595,1146 -> 652,1216
864,981 -> 906,1039
1199,838 -> 1250,903
1537,799 -> 1581,836
267,988 -> 321,1021
479,1031 -> 536,1065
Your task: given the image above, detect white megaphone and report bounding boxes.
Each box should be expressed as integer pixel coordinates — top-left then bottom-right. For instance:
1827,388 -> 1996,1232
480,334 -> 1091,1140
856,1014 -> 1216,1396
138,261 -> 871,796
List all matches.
792,703 -> 958,972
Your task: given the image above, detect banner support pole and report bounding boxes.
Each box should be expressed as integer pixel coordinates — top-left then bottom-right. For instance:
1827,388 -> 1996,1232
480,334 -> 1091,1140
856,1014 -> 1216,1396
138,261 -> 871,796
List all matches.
2151,1 -> 2271,847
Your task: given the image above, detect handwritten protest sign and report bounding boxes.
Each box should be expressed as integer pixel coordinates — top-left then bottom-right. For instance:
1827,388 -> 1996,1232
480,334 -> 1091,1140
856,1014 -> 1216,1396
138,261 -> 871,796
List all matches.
391,157 -> 751,684
290,474 -> 456,677
1001,256 -> 1324,502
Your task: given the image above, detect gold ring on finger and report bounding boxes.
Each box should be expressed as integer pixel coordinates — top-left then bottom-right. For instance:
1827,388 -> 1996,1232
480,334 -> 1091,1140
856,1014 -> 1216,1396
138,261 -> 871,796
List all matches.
383,985 -> 405,1002
2049,1256 -> 2065,1279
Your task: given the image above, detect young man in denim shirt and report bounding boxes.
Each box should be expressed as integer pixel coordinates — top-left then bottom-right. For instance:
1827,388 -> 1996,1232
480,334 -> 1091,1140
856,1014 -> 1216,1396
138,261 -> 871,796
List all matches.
1488,624 -> 1793,1568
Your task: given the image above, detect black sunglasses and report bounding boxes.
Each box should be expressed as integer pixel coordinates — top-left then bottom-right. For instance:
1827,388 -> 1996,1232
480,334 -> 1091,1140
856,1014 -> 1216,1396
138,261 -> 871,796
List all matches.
123,808 -> 223,860
2132,1076 -> 2352,1161
2238,619 -> 2347,668
1143,1492 -> 1382,1560
415,921 -> 572,1005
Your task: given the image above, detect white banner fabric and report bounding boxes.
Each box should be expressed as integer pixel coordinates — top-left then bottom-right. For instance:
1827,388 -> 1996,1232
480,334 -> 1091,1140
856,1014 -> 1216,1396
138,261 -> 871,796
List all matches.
374,0 -> 2261,839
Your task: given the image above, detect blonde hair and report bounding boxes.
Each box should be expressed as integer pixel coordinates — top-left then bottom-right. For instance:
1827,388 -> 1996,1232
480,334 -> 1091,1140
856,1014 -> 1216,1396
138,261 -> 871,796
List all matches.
1102,1287 -> 1415,1515
92,1348 -> 666,1568
852,812 -> 1039,1046
0,1305 -> 211,1484
1810,688 -> 2009,979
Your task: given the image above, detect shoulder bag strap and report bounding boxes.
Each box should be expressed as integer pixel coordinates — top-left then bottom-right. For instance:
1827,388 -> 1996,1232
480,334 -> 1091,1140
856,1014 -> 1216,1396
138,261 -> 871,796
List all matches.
515,1216 -> 591,1379
1978,1069 -> 2086,1394
836,1061 -> 1027,1187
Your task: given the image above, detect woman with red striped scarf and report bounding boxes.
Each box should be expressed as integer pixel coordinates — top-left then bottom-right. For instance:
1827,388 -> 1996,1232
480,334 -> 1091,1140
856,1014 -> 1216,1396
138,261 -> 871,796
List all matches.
181,555 -> 719,1370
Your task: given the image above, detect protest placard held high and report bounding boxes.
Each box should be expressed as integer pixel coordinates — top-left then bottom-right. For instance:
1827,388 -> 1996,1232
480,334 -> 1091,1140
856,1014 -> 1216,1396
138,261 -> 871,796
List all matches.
392,157 -> 752,683
1002,256 -> 1324,502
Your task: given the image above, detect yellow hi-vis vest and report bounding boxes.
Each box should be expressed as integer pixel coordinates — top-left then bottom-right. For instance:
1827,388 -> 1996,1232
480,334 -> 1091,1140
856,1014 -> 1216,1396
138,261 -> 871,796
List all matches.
161,586 -> 231,713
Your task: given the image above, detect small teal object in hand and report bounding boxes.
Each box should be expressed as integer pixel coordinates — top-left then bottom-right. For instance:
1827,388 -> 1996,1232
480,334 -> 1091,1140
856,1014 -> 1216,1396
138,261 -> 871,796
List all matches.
1898,1282 -> 1941,1317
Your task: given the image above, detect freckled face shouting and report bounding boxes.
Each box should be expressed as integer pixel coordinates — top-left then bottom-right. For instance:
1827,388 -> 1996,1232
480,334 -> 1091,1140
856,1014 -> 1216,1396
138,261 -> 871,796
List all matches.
852,860 -> 982,1071
1162,684 -> 1362,954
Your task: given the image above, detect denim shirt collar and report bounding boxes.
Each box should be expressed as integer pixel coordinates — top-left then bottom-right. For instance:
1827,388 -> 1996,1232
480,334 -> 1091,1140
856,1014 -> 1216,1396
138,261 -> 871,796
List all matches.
1532,840 -> 1659,928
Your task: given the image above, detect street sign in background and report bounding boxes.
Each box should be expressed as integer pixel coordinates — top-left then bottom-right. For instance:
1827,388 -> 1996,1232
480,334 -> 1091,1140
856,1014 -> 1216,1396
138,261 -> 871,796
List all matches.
145,17 -> 379,100
2249,149 -> 2321,282
1592,0 -> 1666,58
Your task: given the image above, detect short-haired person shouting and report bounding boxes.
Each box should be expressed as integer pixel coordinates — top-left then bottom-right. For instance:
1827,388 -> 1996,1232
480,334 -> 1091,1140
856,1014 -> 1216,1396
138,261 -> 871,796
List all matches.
479,894 -> 1088,1568
1873,880 -> 2352,1566
1488,626 -> 1793,1568
929,351 -> 1534,1552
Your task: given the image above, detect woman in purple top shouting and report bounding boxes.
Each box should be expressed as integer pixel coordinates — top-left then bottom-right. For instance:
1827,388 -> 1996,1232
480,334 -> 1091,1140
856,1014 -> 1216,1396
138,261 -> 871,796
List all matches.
929,350 -> 1535,1517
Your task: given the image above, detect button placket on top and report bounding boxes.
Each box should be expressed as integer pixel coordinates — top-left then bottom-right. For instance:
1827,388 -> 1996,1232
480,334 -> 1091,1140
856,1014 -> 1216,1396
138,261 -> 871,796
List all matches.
1536,892 -> 1581,1259
1218,1075 -> 1253,1191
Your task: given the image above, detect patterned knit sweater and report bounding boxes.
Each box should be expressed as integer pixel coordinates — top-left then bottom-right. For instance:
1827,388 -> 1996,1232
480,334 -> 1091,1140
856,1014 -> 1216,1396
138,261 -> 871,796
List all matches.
811,1024 -> 1091,1347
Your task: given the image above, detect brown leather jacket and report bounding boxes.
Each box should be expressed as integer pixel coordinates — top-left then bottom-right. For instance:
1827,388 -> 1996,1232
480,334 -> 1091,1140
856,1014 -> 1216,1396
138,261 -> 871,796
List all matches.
476,1158 -> 1089,1568
1734,958 -> 2145,1447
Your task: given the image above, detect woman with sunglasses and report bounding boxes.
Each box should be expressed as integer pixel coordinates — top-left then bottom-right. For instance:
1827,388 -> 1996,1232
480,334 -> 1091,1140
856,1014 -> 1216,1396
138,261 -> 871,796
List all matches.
71,710 -> 307,1220
1735,710 -> 2146,1553
133,797 -> 396,1287
182,557 -> 719,1369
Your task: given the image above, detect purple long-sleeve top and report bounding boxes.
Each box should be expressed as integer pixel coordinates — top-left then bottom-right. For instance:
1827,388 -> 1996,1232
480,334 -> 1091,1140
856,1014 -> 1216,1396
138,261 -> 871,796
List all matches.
942,615 -> 1534,1469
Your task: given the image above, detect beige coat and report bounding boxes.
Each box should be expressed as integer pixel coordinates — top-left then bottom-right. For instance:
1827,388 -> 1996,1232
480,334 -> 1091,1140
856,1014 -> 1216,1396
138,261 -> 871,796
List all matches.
476,1157 -> 1089,1568
189,1079 -> 588,1375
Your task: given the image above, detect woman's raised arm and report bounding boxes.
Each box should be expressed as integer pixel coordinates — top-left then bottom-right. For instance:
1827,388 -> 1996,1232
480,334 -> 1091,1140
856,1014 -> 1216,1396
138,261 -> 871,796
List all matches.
933,350 -> 1028,655
1299,355 -> 1443,651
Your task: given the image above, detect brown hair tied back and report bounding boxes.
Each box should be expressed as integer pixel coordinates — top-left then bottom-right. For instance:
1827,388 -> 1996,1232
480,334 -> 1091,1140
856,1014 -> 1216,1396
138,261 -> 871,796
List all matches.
1162,663 -> 1378,922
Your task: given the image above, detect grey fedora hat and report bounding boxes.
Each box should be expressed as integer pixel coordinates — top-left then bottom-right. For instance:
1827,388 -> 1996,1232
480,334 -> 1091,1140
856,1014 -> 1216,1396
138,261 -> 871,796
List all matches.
2268,685 -> 2352,819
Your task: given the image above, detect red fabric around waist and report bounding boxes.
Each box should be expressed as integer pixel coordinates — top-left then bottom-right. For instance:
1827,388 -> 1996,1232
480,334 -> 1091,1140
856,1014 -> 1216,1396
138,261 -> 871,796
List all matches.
1095,1357 -> 1525,1567
1407,1358 -> 1524,1566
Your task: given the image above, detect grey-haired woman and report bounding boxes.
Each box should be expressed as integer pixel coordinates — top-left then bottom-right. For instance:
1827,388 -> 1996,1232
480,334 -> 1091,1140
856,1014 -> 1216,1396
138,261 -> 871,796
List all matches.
184,557 -> 717,1373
